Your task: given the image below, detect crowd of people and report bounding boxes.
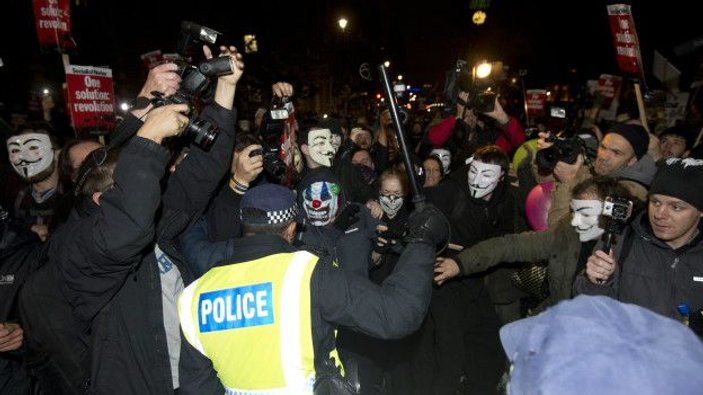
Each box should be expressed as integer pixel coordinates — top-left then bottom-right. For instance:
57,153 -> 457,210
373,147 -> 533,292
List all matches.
2,40 -> 703,395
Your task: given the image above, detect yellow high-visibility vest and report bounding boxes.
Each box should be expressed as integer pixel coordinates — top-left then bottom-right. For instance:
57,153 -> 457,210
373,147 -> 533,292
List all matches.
179,251 -> 323,394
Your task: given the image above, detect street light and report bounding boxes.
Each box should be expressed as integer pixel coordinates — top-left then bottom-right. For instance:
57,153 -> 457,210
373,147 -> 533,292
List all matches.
384,61 -> 390,68
475,61 -> 492,79
338,18 -> 348,32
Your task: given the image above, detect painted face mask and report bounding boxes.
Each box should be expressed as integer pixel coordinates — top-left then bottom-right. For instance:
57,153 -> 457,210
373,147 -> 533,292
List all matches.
570,199 -> 605,242
379,194 -> 403,217
303,181 -> 341,226
467,160 -> 502,199
7,133 -> 54,181
307,128 -> 337,167
430,148 -> 451,175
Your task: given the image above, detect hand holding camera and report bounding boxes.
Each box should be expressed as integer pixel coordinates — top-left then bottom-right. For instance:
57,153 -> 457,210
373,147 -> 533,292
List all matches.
233,144 -> 264,185
137,104 -> 191,144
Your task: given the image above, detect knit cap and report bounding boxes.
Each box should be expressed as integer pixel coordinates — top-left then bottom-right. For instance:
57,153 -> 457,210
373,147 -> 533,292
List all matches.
605,123 -> 650,159
649,157 -> 703,211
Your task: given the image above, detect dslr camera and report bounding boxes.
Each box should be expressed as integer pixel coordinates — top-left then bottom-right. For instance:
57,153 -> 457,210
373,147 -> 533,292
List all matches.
151,21 -> 233,150
254,96 -> 293,180
536,132 -> 596,172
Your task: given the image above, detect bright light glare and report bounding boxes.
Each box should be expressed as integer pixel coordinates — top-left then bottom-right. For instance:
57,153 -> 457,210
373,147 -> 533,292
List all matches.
338,18 -> 348,30
476,62 -> 492,79
120,102 -> 130,111
384,61 -> 390,68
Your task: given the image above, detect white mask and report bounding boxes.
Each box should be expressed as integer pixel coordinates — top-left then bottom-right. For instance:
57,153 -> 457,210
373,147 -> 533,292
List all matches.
430,148 -> 451,175
467,160 -> 502,199
7,133 -> 54,180
307,128 -> 337,168
379,194 -> 403,218
570,199 -> 605,242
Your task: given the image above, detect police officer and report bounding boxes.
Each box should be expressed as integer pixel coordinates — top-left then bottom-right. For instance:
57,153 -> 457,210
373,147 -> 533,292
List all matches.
178,183 -> 447,394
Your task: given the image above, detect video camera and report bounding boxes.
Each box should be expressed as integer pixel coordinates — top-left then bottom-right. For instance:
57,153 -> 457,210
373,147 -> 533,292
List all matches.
443,60 -> 497,114
254,96 -> 293,180
151,21 -> 233,150
600,196 -> 634,252
536,131 -> 597,172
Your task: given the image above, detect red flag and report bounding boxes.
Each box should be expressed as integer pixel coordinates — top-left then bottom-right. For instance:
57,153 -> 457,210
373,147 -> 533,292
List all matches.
32,0 -> 76,51
607,4 -> 643,77
65,65 -> 116,138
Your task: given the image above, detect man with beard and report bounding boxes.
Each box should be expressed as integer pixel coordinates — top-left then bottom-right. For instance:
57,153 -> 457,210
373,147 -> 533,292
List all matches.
6,124 -> 61,241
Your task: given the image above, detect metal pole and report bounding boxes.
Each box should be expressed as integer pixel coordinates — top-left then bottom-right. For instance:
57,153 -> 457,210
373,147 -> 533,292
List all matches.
377,64 -> 425,208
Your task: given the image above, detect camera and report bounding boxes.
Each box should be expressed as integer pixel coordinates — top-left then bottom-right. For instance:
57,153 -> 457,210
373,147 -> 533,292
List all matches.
602,196 -> 633,223
151,21 -> 233,150
256,97 -> 293,180
469,88 -> 497,113
600,196 -> 634,253
536,131 -> 597,172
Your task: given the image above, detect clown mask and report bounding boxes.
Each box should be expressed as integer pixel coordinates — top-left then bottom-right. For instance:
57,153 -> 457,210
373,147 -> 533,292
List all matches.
303,181 -> 342,226
570,199 -> 605,242
431,148 -> 451,175
7,133 -> 54,181
467,160 -> 503,199
306,128 -> 337,168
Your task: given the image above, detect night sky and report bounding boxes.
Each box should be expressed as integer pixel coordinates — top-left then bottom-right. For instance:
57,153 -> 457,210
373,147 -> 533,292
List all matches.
1,0 -> 701,111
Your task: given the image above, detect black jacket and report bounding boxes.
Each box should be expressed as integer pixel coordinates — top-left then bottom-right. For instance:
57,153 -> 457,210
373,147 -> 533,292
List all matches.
178,234 -> 435,394
19,104 -> 236,394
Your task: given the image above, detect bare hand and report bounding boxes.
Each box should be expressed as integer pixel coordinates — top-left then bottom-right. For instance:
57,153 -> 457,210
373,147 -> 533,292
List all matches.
553,154 -> 584,185
366,200 -> 383,219
537,132 -> 554,150
232,144 -> 264,184
0,322 -> 23,352
483,95 -> 509,125
272,82 -> 293,98
138,104 -> 190,144
30,224 -> 50,241
585,249 -> 616,284
203,45 -> 245,86
434,257 -> 460,286
138,63 -> 181,99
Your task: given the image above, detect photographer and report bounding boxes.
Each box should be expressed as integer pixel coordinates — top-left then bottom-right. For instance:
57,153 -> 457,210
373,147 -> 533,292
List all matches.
18,45 -> 244,393
574,158 -> 703,329
427,92 -> 525,168
544,123 -> 655,228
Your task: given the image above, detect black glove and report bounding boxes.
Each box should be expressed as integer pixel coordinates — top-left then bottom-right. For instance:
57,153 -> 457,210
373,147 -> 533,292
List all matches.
404,203 -> 450,248
333,204 -> 361,231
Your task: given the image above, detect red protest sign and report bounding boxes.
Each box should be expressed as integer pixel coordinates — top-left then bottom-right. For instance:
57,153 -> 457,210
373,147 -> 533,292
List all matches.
65,65 -> 116,137
32,0 -> 75,51
596,74 -> 623,108
526,89 -> 547,117
607,4 -> 642,76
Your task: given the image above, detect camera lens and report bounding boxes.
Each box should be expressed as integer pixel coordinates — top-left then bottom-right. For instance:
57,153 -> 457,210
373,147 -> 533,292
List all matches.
184,118 -> 219,150
536,147 -> 558,172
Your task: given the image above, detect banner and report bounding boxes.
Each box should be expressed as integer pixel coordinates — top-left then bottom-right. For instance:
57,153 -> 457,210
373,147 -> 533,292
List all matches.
65,65 -> 116,137
32,0 -> 75,51
140,50 -> 164,70
607,4 -> 643,76
596,74 -> 623,108
525,89 -> 547,117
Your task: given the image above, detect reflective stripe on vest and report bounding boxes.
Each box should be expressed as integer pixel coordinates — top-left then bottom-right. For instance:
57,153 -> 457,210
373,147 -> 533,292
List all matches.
178,251 -> 318,393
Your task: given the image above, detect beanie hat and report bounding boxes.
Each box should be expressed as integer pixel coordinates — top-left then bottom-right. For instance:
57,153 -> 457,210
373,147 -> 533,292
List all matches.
240,184 -> 298,225
501,295 -> 703,395
606,123 -> 650,160
649,157 -> 703,211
